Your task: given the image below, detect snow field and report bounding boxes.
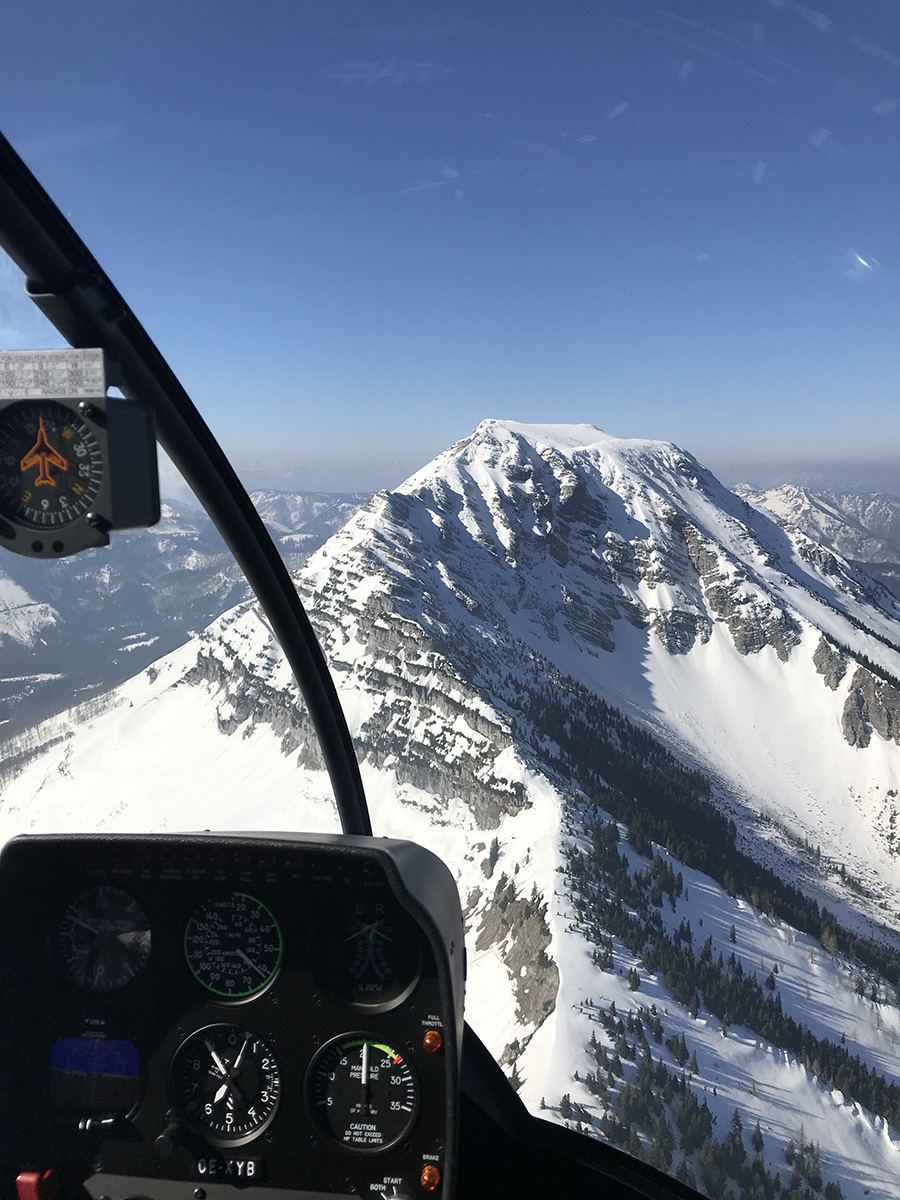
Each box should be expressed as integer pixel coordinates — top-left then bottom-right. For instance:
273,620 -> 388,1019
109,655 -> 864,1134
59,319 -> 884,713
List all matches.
522,807 -> 900,1199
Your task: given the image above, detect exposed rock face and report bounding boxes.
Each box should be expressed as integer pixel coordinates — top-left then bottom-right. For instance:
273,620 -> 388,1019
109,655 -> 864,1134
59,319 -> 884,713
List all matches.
475,872 -> 558,1028
184,647 -> 326,768
650,609 -> 711,654
185,607 -> 527,830
842,667 -> 900,749
799,541 -> 842,577
358,664 -> 527,829
682,526 -> 801,662
843,681 -> 871,748
814,636 -> 848,690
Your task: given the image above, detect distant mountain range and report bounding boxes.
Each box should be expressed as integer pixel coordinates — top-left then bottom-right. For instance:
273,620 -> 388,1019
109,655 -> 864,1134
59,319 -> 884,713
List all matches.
736,484 -> 900,601
3,424 -> 900,1198
0,489 -> 369,730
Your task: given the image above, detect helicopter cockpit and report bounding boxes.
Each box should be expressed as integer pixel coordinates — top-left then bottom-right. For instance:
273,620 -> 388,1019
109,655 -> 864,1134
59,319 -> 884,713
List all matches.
0,130 -> 700,1200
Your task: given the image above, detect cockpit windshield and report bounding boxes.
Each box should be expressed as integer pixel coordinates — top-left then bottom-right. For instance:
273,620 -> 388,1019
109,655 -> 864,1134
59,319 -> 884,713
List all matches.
1,4 -> 899,1199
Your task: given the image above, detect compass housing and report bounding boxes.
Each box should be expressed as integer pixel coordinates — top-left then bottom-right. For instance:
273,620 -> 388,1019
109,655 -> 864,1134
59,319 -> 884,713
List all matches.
0,349 -> 159,559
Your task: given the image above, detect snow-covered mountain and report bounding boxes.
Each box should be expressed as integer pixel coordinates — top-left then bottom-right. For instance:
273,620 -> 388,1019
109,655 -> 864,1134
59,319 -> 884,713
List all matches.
736,483 -> 900,602
249,489 -> 370,569
3,421 -> 900,1197
0,489 -> 369,728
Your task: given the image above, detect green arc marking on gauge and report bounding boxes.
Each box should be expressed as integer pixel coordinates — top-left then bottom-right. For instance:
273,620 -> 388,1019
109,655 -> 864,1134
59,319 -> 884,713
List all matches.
343,1038 -> 402,1064
184,890 -> 283,999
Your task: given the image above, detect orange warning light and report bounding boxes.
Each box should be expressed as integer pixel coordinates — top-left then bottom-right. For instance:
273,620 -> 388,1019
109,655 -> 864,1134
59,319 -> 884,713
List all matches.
420,1165 -> 440,1191
422,1029 -> 443,1053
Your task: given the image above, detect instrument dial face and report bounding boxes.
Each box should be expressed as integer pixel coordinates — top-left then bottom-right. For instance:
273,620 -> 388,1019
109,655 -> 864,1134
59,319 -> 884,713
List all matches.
185,892 -> 283,999
318,897 -> 422,1010
306,1035 -> 419,1153
0,401 -> 103,528
170,1024 -> 281,1145
59,885 -> 151,992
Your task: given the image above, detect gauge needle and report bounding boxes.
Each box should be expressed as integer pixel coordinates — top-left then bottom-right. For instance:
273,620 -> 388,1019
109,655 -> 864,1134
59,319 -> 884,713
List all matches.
208,1036 -> 251,1107
360,1041 -> 371,1114
234,1035 -> 251,1073
71,916 -> 100,935
236,948 -> 268,978
345,921 -> 392,944
205,1039 -> 229,1078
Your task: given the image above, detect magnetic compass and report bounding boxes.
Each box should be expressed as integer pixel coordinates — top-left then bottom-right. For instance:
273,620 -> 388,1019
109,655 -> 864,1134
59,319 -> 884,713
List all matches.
0,401 -> 104,540
0,350 -> 159,559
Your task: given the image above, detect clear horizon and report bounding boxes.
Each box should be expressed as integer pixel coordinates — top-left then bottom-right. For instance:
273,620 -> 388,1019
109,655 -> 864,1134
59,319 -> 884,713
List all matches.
1,1 -> 898,496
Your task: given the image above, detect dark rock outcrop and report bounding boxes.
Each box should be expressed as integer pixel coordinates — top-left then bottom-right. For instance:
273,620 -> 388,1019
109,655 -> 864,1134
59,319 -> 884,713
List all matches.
813,636 -> 848,690
842,666 -> 900,748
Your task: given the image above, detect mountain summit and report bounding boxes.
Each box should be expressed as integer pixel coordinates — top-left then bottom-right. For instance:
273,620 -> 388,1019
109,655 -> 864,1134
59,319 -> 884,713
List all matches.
4,420 -> 900,1196
299,419 -> 900,902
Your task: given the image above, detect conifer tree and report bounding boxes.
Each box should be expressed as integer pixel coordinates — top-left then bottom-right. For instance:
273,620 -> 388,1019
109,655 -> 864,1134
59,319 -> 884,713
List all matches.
751,1120 -> 764,1155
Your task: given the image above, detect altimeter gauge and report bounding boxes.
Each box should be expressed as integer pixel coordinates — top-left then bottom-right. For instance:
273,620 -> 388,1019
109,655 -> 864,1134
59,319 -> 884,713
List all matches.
59,885 -> 152,992
169,1024 -> 281,1145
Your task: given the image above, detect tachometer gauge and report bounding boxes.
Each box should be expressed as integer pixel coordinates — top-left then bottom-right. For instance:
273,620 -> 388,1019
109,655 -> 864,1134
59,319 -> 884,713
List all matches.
58,885 -> 151,992
185,892 -> 282,999
169,1024 -> 280,1145
317,898 -> 422,1010
306,1035 -> 419,1153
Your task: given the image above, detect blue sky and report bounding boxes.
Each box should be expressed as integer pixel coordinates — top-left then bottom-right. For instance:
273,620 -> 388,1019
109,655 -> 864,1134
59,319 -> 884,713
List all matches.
1,0 -> 898,493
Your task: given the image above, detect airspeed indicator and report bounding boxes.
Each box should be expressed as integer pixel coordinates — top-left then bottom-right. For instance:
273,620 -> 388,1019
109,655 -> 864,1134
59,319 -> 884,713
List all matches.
185,892 -> 283,999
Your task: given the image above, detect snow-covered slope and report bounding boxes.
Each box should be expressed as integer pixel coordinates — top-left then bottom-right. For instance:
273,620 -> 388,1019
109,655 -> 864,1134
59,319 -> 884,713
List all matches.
3,420 -> 900,1197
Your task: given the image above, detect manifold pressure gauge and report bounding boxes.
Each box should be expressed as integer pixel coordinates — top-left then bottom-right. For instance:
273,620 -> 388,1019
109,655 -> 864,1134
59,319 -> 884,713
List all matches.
0,349 -> 159,558
306,1035 -> 419,1153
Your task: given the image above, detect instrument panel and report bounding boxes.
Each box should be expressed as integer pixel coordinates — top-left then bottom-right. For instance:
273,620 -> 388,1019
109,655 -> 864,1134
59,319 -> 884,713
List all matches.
0,833 -> 464,1200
